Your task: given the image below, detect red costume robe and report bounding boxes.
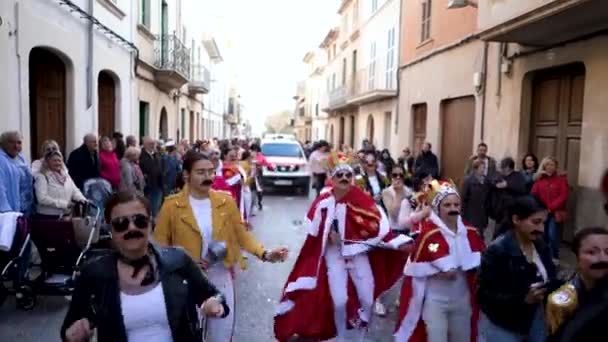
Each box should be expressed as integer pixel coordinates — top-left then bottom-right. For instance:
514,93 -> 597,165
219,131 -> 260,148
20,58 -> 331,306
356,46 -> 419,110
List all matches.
222,163 -> 247,219
394,212 -> 486,342
274,186 -> 411,342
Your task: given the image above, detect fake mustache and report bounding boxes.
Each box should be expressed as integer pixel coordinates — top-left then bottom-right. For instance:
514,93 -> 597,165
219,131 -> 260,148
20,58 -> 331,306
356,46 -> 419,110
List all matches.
123,230 -> 145,240
590,262 -> 608,270
201,179 -> 213,186
339,179 -> 350,184
447,211 -> 460,216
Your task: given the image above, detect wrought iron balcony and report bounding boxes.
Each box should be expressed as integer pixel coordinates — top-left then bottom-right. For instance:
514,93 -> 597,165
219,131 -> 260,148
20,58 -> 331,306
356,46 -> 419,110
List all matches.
153,33 -> 191,91
189,64 -> 211,94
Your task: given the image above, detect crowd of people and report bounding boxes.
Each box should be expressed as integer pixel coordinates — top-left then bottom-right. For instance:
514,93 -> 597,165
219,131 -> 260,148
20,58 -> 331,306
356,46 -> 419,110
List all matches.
0,130 -> 607,342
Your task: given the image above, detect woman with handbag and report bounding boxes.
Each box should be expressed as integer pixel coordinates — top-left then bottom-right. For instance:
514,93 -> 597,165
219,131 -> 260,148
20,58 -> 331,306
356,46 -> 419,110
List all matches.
61,192 -> 228,342
34,150 -> 87,219
531,156 -> 569,264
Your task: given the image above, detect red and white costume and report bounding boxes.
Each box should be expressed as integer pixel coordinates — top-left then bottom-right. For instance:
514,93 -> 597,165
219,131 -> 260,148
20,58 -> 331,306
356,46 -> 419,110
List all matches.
394,200 -> 485,341
221,163 -> 248,220
274,185 -> 412,342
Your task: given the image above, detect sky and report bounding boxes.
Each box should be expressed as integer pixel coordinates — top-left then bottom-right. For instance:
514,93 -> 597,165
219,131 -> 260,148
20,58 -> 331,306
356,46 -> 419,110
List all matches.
190,0 -> 339,134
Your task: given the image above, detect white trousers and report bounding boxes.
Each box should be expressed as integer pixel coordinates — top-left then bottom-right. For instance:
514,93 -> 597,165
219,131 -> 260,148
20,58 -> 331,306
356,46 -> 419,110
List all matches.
324,245 -> 374,341
421,295 -> 472,342
204,265 -> 235,342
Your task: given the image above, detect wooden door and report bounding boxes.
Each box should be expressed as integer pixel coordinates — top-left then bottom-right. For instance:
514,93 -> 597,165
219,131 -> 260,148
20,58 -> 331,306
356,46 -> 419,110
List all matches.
189,111 -> 195,141
383,111 -> 392,149
98,72 -> 116,137
339,116 -> 345,146
530,63 -> 585,242
29,48 -> 66,158
412,103 -> 427,154
441,96 -> 475,188
159,108 -> 168,140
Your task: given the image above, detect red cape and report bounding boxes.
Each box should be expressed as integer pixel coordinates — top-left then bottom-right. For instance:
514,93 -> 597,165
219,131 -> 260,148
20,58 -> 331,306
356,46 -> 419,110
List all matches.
274,187 -> 411,342
394,213 -> 486,342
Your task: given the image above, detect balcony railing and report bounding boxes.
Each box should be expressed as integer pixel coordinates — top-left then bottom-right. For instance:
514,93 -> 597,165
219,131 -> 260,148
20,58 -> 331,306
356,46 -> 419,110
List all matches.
350,65 -> 397,105
154,33 -> 191,78
189,64 -> 211,94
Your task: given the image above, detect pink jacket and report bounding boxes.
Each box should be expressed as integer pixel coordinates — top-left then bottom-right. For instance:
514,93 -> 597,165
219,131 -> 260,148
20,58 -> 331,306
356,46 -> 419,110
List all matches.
99,150 -> 120,189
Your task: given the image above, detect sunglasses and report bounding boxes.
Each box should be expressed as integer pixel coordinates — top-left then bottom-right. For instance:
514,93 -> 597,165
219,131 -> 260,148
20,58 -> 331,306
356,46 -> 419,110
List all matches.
110,214 -> 150,233
335,172 -> 353,179
392,173 -> 404,179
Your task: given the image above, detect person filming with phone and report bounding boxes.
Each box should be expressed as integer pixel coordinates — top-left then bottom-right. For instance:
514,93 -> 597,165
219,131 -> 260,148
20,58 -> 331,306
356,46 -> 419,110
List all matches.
477,196 -> 562,342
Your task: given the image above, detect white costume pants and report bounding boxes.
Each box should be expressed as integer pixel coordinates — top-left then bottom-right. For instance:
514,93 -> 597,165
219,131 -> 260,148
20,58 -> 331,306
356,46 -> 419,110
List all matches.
324,245 -> 374,341
421,295 -> 471,342
204,265 -> 235,342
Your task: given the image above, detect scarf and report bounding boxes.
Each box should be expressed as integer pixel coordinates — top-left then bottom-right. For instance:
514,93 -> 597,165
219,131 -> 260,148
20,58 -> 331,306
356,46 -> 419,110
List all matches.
117,250 -> 157,286
50,170 -> 68,185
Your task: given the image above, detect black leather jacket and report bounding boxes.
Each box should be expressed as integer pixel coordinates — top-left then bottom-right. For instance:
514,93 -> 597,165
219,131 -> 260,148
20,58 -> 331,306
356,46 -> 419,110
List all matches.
477,230 -> 561,334
61,245 -> 228,342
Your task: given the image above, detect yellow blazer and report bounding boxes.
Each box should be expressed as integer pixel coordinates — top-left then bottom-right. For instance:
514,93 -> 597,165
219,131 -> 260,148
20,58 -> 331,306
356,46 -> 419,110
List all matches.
153,189 -> 265,269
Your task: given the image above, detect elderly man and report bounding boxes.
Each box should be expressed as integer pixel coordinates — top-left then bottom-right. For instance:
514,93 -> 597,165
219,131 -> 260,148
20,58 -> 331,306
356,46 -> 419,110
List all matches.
139,137 -> 164,216
67,133 -> 101,191
0,131 -> 33,214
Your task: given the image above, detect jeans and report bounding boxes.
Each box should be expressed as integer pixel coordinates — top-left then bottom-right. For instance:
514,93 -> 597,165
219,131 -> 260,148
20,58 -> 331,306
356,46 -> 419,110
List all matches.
479,307 -> 546,342
422,295 -> 472,342
543,214 -> 560,259
145,188 -> 163,217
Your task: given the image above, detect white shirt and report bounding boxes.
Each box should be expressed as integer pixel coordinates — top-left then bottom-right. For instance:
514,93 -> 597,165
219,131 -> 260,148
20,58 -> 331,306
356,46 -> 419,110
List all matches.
368,175 -> 381,196
189,196 -> 213,259
120,283 -> 173,342
425,226 -> 470,302
532,247 -> 549,283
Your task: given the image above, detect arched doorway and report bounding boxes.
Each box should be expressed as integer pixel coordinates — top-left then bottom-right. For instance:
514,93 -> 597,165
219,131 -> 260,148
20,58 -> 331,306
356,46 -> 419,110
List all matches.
98,71 -> 117,137
159,107 -> 168,140
339,116 -> 345,147
349,115 -> 355,148
366,114 -> 375,144
329,124 -> 335,146
29,48 -> 67,158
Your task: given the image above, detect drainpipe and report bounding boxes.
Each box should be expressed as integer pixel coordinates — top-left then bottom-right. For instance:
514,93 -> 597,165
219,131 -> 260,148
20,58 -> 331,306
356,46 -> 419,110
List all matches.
480,41 -> 489,142
86,0 -> 94,109
394,0 -> 404,150
12,0 -> 23,136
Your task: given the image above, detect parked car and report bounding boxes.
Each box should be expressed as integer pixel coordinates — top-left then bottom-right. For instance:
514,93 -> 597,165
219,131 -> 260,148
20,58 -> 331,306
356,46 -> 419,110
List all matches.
260,138 -> 310,196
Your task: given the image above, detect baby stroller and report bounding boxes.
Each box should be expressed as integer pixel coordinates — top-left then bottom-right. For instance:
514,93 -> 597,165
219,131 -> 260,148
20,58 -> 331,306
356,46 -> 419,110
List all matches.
0,215 -> 31,309
83,178 -> 113,242
9,203 -> 104,309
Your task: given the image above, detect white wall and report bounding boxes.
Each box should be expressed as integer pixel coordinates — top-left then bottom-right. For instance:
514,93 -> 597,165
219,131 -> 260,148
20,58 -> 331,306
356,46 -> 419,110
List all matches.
0,0 -> 137,161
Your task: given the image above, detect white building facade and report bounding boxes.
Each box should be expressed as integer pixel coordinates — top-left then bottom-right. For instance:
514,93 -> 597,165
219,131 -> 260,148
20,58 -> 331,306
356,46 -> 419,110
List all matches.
0,0 -> 138,160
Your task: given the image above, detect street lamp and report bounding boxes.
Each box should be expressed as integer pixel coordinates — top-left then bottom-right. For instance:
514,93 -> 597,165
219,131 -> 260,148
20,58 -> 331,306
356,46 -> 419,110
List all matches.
447,0 -> 478,9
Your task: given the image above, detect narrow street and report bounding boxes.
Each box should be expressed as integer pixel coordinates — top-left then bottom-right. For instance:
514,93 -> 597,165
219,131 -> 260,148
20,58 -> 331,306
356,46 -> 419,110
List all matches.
0,192 -> 398,342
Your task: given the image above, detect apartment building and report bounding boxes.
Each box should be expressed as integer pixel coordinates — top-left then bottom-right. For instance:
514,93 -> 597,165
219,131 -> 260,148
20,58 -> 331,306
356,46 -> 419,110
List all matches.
396,0 -> 481,186
0,0 -> 138,160
318,0 -> 400,151
478,0 -> 608,236
293,50 -> 327,142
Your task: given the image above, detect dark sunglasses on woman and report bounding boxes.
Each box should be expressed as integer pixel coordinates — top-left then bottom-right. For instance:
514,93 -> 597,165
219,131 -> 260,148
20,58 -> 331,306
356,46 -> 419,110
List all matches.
392,173 -> 404,179
110,214 -> 150,233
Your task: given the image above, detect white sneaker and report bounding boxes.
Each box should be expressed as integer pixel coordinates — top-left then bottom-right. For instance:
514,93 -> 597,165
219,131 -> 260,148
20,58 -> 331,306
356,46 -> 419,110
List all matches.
374,301 -> 387,316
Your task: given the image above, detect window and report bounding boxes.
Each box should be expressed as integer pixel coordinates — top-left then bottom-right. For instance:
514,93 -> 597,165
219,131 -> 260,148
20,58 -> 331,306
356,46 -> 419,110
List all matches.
342,12 -> 350,35
352,0 -> 359,28
180,109 -> 186,141
372,0 -> 379,13
421,0 -> 432,42
368,42 -> 377,90
342,58 -> 347,85
299,107 -> 305,117
315,103 -> 319,116
261,143 -> 304,158
385,27 -> 396,89
332,73 -> 337,90
352,50 -> 357,76
140,0 -> 150,27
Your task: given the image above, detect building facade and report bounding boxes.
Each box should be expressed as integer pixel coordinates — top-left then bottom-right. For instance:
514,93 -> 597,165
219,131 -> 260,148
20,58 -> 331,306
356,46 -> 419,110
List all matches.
0,0 -> 138,160
478,0 -> 608,237
396,0 -> 482,186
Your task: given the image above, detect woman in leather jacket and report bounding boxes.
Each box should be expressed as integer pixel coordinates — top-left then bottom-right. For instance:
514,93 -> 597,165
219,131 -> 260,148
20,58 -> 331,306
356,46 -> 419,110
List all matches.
61,192 -> 229,342
477,196 -> 562,342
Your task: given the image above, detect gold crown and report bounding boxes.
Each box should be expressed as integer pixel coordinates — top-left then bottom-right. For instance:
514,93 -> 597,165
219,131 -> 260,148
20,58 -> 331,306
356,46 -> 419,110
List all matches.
327,150 -> 353,171
414,179 -> 457,206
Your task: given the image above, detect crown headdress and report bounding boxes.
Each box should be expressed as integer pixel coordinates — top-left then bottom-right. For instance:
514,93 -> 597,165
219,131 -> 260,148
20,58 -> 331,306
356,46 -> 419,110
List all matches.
327,150 -> 354,176
414,179 -> 459,212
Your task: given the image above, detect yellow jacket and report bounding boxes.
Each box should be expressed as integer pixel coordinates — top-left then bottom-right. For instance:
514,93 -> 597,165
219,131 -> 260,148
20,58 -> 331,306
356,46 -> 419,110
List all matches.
153,189 -> 265,269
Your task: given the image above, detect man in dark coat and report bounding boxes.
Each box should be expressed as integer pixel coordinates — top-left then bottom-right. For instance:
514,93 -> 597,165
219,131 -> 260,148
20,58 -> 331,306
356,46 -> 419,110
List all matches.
67,134 -> 101,191
489,157 -> 529,236
139,137 -> 164,216
413,142 -> 439,179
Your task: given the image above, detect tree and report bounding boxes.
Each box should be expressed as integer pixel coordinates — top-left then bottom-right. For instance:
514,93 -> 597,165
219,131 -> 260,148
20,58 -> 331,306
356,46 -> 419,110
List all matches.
264,110 -> 294,134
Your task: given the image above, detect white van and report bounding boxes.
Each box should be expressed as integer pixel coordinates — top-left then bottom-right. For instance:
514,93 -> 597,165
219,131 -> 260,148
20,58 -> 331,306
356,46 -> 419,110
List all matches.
260,138 -> 310,196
